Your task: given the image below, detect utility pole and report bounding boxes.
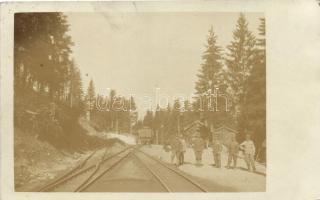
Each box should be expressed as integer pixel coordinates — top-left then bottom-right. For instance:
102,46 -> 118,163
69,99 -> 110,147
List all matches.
129,120 -> 132,134
178,115 -> 180,135
129,112 -> 137,134
160,125 -> 164,144
116,112 -> 119,134
155,130 -> 159,144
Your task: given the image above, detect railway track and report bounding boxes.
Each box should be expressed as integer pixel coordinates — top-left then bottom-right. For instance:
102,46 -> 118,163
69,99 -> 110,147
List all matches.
37,145 -> 207,192
38,146 -> 132,192
38,148 -> 99,192
134,150 -> 208,192
77,146 -> 208,192
75,147 -> 134,192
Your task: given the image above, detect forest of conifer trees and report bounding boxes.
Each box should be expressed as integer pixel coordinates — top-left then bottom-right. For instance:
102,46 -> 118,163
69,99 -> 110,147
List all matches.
13,12 -> 265,153
140,14 -> 266,152
14,13 -> 138,149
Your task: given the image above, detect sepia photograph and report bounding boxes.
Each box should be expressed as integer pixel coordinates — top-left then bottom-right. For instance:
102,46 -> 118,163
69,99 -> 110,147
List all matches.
12,11 -> 266,192
2,0 -> 320,199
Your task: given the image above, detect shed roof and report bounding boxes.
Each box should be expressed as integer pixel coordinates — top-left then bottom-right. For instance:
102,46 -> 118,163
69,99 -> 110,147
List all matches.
214,125 -> 238,134
183,120 -> 204,132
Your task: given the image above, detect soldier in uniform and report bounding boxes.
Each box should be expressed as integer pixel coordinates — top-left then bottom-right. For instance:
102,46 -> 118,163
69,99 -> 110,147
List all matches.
178,135 -> 187,165
240,134 -> 256,172
169,137 -> 177,164
227,136 -> 239,169
212,139 -> 223,168
170,135 -> 183,166
191,134 -> 205,165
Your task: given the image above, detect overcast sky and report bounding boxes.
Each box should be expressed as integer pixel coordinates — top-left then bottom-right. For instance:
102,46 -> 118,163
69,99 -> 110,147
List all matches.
66,12 -> 263,117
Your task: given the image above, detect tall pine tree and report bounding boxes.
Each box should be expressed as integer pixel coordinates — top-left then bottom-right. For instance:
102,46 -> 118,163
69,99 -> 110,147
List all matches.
239,18 -> 266,149
143,110 -> 154,129
86,79 -> 96,113
194,26 -> 230,129
225,13 -> 256,124
195,27 -> 223,96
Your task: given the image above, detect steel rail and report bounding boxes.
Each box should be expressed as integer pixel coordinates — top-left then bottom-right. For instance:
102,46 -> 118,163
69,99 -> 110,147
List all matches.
137,149 -> 208,192
133,153 -> 171,192
38,146 -> 131,192
76,147 -> 134,192
38,148 -> 98,192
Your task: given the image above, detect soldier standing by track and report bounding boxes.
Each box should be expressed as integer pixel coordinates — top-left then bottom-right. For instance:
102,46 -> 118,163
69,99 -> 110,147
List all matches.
227,136 -> 239,169
169,135 -> 182,165
191,134 -> 205,165
211,139 -> 223,168
179,135 -> 187,165
240,134 -> 256,172
169,137 -> 177,164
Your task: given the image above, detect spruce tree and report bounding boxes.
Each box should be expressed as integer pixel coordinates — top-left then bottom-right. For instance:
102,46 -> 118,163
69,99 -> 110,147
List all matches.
194,26 -> 233,129
14,13 -> 85,147
69,61 -> 84,110
86,79 -> 96,112
195,27 -> 223,96
239,18 -> 266,148
14,13 -> 75,100
225,13 -> 256,123
143,110 -> 154,129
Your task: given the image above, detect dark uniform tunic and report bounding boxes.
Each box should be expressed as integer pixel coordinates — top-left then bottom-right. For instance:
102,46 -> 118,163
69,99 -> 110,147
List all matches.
192,137 -> 205,164
212,141 -> 223,168
227,141 -> 239,168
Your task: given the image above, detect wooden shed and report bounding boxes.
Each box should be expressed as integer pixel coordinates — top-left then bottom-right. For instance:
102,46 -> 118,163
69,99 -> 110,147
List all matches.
183,120 -> 204,145
213,125 -> 238,145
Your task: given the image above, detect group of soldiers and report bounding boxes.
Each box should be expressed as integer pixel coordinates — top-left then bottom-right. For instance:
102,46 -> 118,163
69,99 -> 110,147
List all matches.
165,128 -> 257,172
195,133 -> 256,172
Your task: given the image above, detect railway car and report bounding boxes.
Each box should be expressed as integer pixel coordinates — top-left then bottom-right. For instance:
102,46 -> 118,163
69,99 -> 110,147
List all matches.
138,127 -> 153,145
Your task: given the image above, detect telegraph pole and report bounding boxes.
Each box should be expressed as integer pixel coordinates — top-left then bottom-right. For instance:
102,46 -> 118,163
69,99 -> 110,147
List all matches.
178,115 -> 180,135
